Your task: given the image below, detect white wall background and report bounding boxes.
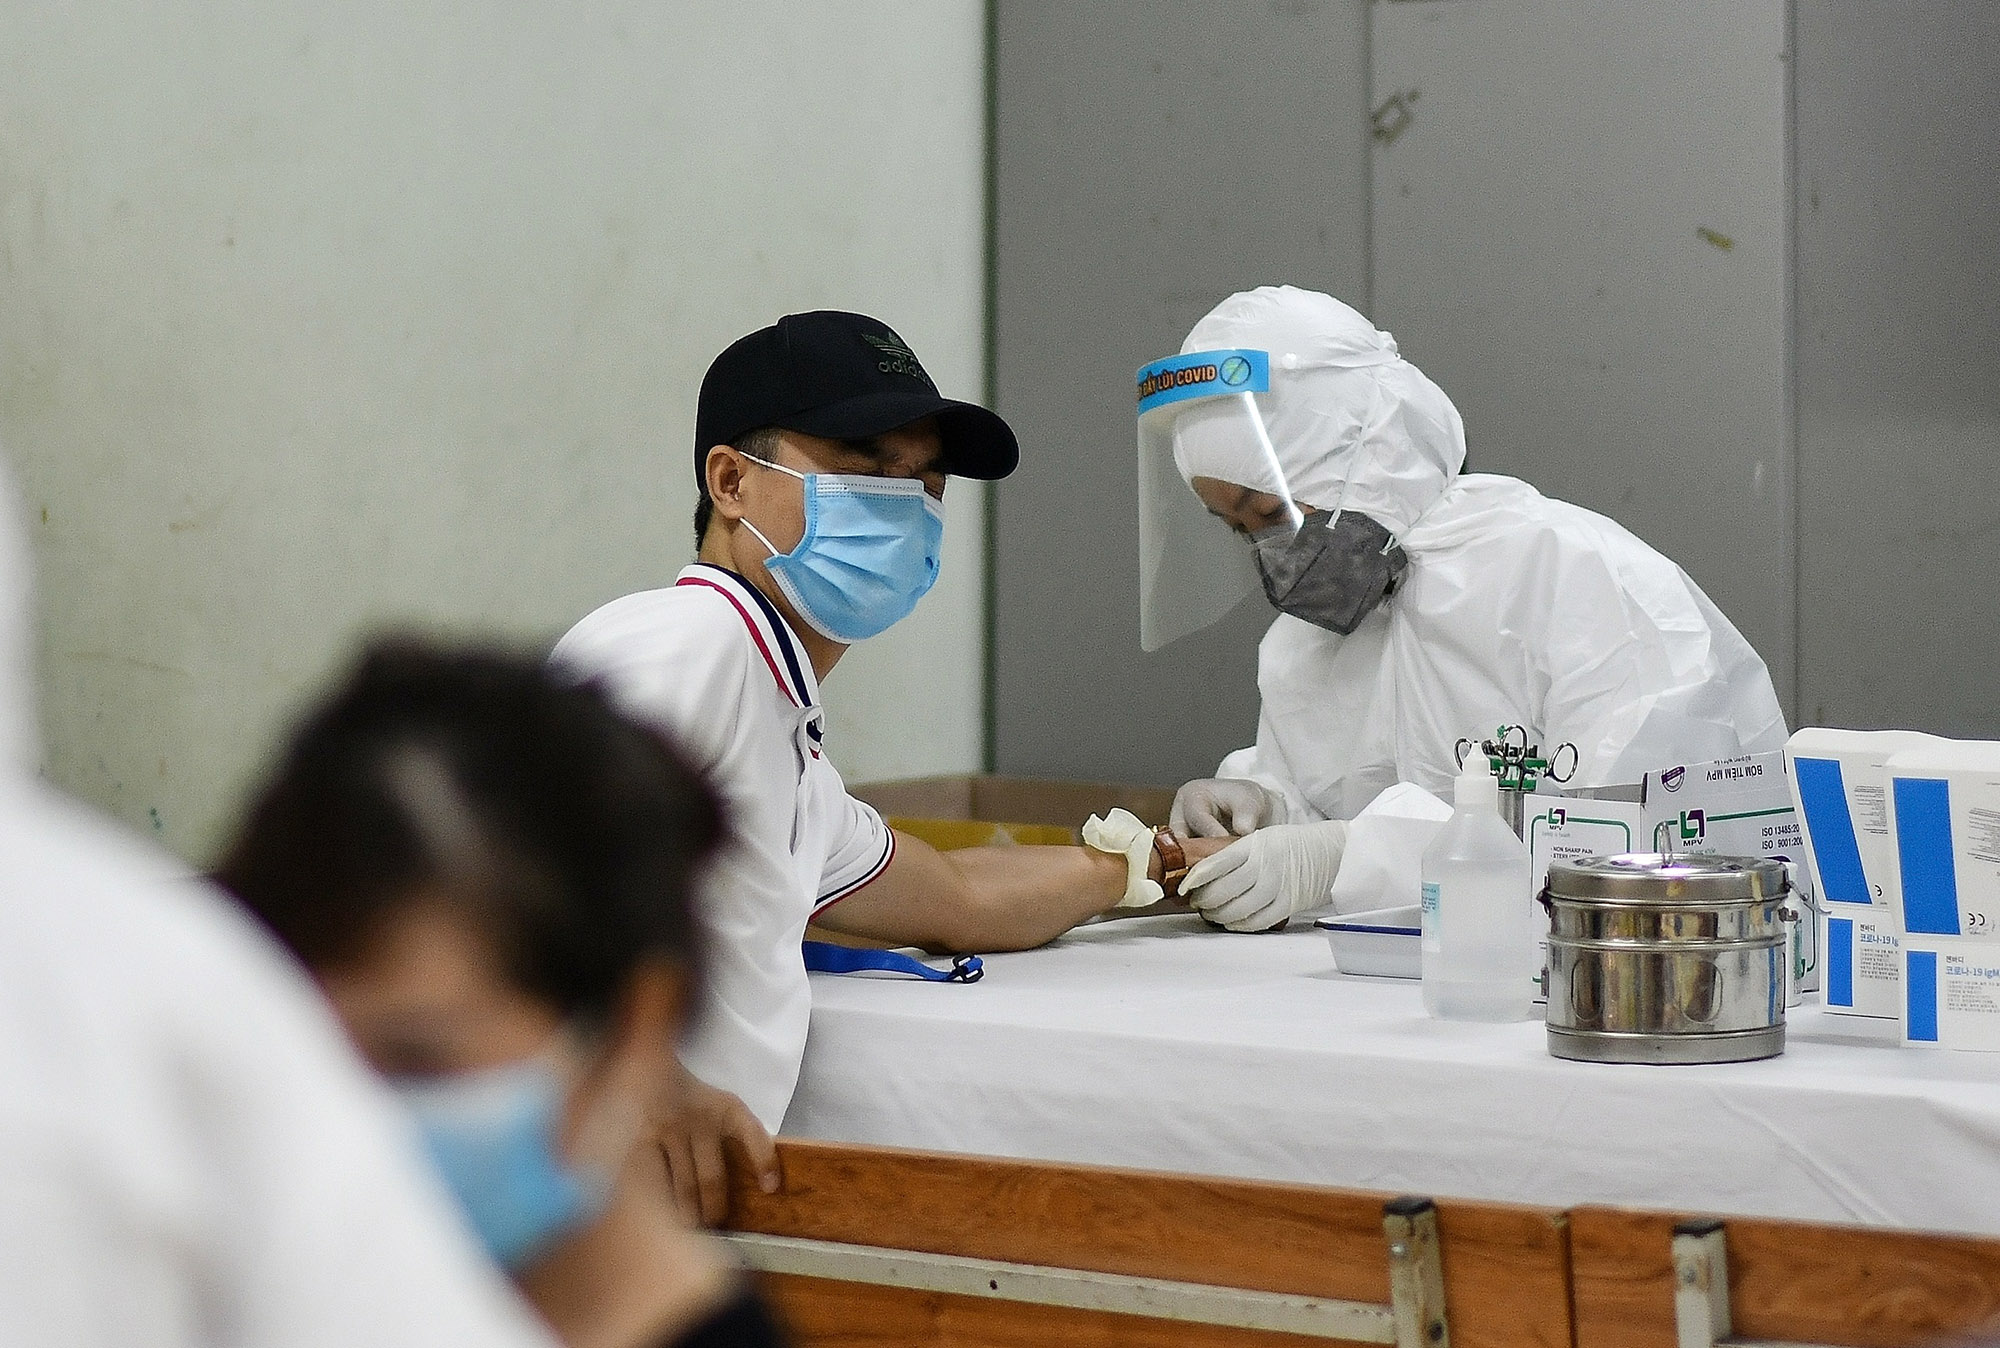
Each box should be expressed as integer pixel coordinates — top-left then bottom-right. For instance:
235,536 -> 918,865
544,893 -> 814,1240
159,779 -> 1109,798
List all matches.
0,2 -> 989,860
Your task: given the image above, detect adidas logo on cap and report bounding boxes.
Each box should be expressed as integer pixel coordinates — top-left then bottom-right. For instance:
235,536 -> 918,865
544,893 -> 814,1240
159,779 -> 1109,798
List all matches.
862,333 -> 934,388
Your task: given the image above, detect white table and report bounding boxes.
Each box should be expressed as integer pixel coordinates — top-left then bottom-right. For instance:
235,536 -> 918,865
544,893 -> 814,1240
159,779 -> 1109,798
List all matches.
785,914 -> 2000,1235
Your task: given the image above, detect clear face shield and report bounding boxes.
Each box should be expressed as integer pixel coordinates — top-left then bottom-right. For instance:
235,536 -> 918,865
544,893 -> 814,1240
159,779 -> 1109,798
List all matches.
1137,349 -> 1292,651
1137,349 -> 1409,651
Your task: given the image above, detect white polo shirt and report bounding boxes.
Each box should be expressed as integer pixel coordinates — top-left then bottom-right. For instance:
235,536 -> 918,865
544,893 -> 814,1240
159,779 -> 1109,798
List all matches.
551,563 -> 894,1130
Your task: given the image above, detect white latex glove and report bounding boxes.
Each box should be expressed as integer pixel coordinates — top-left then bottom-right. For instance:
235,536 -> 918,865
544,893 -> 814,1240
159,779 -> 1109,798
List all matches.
1080,808 -> 1166,908
1171,777 -> 1286,838
1181,820 -> 1350,932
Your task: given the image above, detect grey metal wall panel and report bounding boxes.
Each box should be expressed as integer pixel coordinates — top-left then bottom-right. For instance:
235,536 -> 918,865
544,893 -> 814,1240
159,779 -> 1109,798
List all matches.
1368,0 -> 1795,715
992,0 -> 1371,786
1793,3 -> 2000,736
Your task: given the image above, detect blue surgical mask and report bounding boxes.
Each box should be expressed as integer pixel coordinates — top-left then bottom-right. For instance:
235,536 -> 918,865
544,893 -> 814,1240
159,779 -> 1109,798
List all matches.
396,1057 -> 614,1271
739,458 -> 945,643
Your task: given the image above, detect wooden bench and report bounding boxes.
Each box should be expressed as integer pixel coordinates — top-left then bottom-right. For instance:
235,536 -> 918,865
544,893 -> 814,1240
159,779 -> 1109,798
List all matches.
724,1139 -> 1574,1348
1570,1206 -> 2000,1348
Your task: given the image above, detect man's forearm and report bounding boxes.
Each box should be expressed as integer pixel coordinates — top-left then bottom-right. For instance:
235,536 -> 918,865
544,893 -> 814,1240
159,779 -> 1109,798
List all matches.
932,843 -> 1132,951
933,834 -> 1227,949
815,829 -> 1230,954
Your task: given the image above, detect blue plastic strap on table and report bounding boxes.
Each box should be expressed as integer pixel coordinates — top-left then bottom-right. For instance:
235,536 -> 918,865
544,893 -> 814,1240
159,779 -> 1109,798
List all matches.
802,940 -> 984,983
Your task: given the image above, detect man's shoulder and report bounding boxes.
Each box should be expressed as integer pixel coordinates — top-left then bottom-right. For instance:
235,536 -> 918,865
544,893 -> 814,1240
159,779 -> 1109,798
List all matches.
550,572 -> 791,755
553,578 -> 754,676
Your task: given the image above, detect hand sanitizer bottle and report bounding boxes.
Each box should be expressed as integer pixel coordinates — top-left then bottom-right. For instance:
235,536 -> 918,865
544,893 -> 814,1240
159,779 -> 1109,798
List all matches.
1421,754 -> 1537,1021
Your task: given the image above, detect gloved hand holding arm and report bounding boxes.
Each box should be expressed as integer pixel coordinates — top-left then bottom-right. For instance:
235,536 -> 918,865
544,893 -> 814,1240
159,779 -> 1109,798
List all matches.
1181,820 -> 1350,932
1171,777 -> 1288,838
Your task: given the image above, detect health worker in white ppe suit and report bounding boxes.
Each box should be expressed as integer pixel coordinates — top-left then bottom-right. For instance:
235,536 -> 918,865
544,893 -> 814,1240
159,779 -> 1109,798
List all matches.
1138,286 -> 1788,932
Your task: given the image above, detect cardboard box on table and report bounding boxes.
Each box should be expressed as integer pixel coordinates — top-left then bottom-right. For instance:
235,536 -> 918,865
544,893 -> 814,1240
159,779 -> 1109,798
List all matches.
850,775 -> 1178,851
1528,751 -> 1818,994
1883,740 -> 2000,1049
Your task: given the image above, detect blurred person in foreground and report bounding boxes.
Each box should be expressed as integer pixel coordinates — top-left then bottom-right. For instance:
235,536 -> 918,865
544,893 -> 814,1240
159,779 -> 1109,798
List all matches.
218,644 -> 785,1348
0,465 -> 551,1346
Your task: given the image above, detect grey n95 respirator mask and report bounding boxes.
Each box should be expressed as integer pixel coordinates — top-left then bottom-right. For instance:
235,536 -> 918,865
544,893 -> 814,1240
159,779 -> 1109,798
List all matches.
1252,510 -> 1408,635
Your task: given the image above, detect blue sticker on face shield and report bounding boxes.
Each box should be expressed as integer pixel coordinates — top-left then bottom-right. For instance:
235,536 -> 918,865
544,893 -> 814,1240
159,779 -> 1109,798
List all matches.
1137,349 -> 1269,415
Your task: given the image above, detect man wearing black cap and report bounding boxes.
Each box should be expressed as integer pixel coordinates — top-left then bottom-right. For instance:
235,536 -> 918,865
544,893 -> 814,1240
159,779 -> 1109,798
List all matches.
552,312 -> 1223,1224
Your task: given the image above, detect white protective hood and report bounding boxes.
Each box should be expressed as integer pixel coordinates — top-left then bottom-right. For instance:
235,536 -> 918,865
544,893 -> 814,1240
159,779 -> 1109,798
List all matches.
1188,288 -> 1789,831
1173,286 -> 1466,536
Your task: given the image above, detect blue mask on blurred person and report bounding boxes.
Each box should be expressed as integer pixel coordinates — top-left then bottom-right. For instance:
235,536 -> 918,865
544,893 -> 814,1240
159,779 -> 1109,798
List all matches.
397,1058 -> 613,1271
739,458 -> 945,643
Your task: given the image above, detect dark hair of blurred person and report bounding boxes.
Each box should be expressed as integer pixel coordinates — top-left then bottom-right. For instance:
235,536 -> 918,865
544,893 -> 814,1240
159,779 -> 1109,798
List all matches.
217,642 -> 787,1348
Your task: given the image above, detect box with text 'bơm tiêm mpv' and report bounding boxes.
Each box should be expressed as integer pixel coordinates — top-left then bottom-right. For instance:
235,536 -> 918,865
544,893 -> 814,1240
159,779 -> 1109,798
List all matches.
1529,750 -> 1818,996
1785,729 -> 1950,1022
1883,739 -> 2000,1049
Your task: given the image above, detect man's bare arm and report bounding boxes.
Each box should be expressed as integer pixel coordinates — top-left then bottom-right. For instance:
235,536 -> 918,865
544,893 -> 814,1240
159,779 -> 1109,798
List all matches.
813,829 -> 1229,953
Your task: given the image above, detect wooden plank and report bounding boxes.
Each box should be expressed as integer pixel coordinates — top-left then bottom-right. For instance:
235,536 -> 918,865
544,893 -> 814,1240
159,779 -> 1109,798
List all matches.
727,1139 -> 1388,1300
755,1272 -> 1378,1348
1437,1204 -> 1572,1348
726,1140 -> 1573,1348
1571,1206 -> 2000,1348
730,1237 -> 1395,1342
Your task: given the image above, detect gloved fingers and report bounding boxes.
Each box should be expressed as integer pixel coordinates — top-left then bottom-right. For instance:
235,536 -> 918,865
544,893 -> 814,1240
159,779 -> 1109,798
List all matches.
1222,784 -> 1279,836
1185,849 -> 1263,924
1181,835 -> 1252,896
1216,896 -> 1280,928
1172,785 -> 1229,838
1188,862 -> 1260,915
1203,885 -> 1285,931
1174,779 -> 1274,838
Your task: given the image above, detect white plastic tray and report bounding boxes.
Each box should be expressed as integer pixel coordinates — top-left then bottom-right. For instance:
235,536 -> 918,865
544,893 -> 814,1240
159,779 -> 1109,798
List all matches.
1314,905 -> 1421,979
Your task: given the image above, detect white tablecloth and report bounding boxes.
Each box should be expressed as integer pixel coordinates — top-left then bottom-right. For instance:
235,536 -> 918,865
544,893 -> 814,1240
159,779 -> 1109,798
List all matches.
784,914 -> 2000,1235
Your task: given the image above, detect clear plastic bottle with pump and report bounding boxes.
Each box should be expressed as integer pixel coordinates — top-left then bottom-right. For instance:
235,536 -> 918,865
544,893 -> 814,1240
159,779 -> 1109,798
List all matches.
1420,755 -> 1538,1021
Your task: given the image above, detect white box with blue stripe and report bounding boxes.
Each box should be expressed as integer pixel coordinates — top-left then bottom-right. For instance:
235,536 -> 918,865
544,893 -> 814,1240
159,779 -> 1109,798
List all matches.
1784,729 -> 1946,1021
1883,739 -> 2000,1049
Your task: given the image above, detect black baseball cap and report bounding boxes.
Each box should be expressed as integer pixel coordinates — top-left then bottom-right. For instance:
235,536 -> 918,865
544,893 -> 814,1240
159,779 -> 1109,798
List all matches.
694,310 -> 1019,485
